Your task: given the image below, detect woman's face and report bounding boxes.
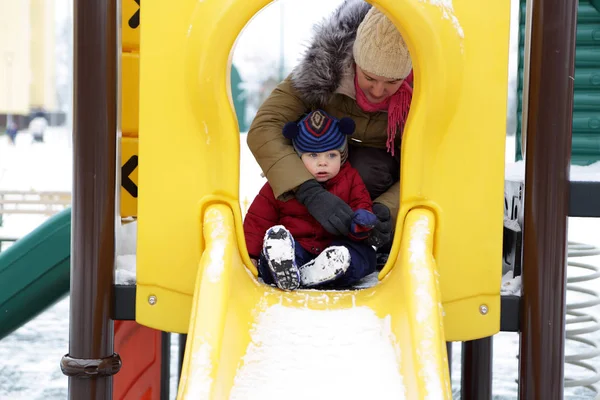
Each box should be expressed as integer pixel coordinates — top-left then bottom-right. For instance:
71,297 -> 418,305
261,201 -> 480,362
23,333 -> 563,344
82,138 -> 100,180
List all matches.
356,66 -> 404,103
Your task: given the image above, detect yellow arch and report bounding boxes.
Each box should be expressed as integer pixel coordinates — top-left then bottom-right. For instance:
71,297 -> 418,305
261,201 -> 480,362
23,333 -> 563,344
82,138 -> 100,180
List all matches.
137,0 -> 509,347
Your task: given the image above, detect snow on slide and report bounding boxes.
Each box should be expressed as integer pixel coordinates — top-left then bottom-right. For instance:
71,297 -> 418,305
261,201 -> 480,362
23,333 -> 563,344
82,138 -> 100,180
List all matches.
229,305 -> 405,400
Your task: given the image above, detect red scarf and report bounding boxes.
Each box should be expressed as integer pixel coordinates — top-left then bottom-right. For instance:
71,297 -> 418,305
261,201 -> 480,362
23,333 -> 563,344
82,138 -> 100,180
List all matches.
354,70 -> 413,156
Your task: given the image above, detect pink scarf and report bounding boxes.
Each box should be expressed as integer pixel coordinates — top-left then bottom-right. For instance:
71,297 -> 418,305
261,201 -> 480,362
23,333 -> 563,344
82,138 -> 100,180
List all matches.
354,70 -> 413,156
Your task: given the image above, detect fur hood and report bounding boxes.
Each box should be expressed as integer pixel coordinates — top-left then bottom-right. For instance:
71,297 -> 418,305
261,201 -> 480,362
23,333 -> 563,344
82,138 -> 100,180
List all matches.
291,0 -> 371,107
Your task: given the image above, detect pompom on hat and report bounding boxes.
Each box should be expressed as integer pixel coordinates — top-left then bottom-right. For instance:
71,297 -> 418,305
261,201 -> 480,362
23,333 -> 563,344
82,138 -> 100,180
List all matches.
283,110 -> 355,162
353,7 -> 412,80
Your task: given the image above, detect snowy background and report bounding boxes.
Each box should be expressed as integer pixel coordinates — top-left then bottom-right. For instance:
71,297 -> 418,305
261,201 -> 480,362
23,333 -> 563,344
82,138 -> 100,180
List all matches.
2,128 -> 600,399
1,0 -> 599,399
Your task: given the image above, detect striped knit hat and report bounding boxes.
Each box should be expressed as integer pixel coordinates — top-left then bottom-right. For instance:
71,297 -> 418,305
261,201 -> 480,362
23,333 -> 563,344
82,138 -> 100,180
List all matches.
282,110 -> 355,163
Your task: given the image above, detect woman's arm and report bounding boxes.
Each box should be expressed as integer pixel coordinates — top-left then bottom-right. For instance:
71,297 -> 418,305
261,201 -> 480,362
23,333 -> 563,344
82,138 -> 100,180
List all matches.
247,76 -> 314,200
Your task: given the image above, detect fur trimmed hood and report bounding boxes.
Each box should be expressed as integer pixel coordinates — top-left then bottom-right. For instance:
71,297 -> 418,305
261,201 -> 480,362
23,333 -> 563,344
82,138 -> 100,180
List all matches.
291,0 -> 371,107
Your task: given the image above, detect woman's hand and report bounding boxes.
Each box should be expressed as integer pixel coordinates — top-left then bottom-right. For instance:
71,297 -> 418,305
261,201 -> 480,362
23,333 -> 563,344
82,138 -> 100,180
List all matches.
367,203 -> 393,248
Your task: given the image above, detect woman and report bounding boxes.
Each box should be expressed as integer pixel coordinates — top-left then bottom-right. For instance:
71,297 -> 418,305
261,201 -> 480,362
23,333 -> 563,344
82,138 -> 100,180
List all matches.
247,1 -> 413,250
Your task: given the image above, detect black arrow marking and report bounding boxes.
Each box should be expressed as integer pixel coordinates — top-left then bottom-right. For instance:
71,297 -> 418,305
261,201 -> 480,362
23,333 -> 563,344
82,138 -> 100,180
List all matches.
129,0 -> 140,29
122,155 -> 138,198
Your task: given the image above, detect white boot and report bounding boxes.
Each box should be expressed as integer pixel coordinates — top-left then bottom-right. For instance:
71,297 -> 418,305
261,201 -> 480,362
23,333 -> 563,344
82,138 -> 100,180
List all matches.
262,225 -> 300,290
299,246 -> 350,287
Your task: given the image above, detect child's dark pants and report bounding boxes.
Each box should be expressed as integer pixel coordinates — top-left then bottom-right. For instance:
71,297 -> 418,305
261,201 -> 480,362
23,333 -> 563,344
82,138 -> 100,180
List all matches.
258,238 -> 376,289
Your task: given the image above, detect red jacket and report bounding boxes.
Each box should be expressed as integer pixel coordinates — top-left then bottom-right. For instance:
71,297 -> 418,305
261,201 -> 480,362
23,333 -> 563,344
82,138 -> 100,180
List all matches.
243,162 -> 373,258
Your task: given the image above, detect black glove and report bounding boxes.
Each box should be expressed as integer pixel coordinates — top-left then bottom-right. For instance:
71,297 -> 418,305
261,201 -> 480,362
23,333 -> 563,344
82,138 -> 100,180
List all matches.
295,179 -> 353,236
367,203 -> 393,248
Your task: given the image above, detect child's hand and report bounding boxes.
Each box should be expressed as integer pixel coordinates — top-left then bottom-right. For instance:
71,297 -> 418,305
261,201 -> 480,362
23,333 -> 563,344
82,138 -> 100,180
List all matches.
349,209 -> 378,240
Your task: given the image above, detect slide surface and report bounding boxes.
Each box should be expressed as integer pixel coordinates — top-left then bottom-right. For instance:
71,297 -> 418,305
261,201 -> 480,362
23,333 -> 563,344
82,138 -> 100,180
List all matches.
177,205 -> 451,400
0,208 -> 71,340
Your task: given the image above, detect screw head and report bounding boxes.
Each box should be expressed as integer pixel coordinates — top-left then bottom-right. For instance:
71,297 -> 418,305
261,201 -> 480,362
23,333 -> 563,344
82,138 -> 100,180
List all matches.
479,304 -> 488,315
148,295 -> 157,306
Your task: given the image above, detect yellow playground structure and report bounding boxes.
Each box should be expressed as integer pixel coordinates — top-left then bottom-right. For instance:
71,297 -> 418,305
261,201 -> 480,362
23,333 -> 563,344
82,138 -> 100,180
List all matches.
127,0 -> 511,398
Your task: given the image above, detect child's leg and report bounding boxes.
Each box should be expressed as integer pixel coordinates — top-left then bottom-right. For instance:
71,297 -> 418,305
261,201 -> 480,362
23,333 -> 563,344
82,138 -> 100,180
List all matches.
328,239 -> 377,288
258,237 -> 314,287
298,246 -> 351,288
260,225 -> 300,290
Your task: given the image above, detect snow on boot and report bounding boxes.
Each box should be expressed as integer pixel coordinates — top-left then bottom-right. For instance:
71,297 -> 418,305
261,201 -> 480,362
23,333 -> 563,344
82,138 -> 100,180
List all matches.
262,225 -> 300,290
299,246 -> 350,287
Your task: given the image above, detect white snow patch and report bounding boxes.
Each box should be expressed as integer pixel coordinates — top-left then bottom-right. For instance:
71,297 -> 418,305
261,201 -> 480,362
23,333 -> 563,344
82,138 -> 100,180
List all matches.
408,216 -> 444,400
299,246 -> 350,286
503,216 -> 521,232
181,342 -> 213,399
229,304 -> 406,400
506,160 -> 600,182
117,219 -> 137,255
409,216 -> 430,265
420,0 -> 464,39
115,255 -> 137,285
115,219 -> 138,285
204,208 -> 228,283
262,225 -> 294,260
501,271 -> 522,295
352,271 -> 381,289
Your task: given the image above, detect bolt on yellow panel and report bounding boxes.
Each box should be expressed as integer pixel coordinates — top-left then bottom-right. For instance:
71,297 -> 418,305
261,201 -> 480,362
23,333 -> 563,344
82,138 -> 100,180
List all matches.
122,0 -> 140,52
136,0 -> 510,342
121,52 -> 139,136
120,137 -> 138,218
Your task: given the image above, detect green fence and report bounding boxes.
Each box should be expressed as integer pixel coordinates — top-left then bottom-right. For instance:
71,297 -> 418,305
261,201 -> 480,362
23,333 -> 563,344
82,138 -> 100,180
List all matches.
516,0 -> 600,164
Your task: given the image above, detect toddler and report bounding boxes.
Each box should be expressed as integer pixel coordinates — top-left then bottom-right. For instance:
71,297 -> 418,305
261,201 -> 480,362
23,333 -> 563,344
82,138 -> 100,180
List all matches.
243,110 -> 378,290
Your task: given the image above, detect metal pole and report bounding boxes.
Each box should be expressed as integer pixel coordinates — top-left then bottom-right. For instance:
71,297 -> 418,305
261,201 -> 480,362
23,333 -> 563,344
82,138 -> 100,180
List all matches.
461,337 -> 493,399
161,332 -> 171,400
518,0 -> 577,397
179,334 -> 188,379
446,342 -> 452,379
60,0 -> 120,398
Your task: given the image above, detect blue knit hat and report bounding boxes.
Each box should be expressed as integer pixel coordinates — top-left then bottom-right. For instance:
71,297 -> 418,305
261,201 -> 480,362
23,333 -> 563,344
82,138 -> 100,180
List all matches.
282,110 -> 355,161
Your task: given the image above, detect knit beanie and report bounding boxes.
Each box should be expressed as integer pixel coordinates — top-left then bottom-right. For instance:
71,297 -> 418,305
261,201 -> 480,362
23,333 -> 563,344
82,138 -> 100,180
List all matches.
353,7 -> 412,80
282,110 -> 355,163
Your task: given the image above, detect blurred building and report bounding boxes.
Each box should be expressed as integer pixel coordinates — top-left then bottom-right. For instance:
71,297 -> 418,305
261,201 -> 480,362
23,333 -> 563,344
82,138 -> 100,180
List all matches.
0,0 -> 63,129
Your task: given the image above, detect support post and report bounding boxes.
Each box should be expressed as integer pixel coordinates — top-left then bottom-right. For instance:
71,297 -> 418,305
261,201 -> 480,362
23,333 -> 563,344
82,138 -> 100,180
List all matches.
161,332 -> 171,400
518,0 -> 577,397
446,342 -> 452,379
60,0 -> 121,398
178,334 -> 188,379
461,337 -> 493,399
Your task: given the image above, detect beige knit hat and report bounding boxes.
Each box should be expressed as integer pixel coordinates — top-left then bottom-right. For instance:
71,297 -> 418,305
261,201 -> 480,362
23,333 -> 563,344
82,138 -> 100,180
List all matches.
353,8 -> 412,80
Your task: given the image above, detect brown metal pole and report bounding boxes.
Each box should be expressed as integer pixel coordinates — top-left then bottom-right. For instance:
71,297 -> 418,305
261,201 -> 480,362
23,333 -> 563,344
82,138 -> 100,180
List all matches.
518,0 -> 577,397
60,0 -> 121,398
461,337 -> 493,400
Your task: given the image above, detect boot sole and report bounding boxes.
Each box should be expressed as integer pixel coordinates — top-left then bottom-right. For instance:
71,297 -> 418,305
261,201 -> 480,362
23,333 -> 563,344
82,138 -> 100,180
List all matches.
299,247 -> 350,287
263,227 -> 300,291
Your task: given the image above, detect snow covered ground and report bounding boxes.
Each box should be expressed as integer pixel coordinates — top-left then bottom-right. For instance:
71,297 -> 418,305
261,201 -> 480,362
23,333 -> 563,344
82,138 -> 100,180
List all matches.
1,127 -> 599,399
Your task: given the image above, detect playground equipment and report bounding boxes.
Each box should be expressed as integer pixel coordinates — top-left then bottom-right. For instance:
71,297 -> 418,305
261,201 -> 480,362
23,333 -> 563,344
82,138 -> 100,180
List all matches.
140,0 -> 508,398
0,208 -> 70,339
42,0 -> 597,399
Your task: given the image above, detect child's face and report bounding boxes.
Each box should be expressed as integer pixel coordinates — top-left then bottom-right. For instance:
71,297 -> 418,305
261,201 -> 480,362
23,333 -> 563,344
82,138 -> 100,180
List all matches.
301,150 -> 342,182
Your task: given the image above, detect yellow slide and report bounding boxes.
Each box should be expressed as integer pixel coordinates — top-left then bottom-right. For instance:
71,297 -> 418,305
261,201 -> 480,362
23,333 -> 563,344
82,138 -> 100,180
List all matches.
128,0 -> 511,398
177,205 -> 449,399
